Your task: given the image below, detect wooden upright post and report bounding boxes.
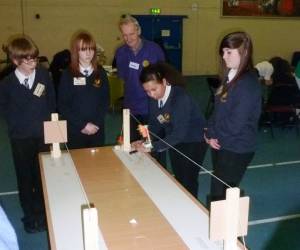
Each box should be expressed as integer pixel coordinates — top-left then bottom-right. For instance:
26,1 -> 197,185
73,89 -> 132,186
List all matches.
122,109 -> 131,152
51,113 -> 61,158
224,188 -> 240,250
83,207 -> 100,250
210,187 -> 249,250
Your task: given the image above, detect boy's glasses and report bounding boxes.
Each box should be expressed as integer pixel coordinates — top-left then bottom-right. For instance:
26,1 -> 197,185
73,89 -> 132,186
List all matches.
22,57 -> 38,64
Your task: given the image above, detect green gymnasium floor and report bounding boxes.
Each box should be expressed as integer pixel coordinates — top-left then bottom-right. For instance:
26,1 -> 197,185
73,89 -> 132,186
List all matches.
0,76 -> 299,250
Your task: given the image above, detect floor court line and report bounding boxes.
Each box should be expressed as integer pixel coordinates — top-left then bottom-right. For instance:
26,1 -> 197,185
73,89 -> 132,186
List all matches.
2,160 -> 300,194
2,192 -> 299,226
0,191 -> 18,196
2,189 -> 299,227
2,191 -> 299,225
249,214 -> 300,226
199,160 -> 300,175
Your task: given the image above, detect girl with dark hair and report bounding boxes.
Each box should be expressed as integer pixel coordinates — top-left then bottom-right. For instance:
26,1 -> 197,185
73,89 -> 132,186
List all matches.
57,31 -> 110,149
205,31 -> 261,201
134,62 -> 207,198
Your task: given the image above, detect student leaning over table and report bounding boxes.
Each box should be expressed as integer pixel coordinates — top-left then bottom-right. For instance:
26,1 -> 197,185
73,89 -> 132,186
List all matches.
132,62 -> 207,198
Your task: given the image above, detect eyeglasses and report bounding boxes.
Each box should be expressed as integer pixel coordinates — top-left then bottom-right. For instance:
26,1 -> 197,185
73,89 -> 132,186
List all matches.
22,57 -> 38,64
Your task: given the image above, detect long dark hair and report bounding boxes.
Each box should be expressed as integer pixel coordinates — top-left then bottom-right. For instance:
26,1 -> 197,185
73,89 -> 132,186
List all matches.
140,62 -> 185,87
217,31 -> 254,100
69,31 -> 98,77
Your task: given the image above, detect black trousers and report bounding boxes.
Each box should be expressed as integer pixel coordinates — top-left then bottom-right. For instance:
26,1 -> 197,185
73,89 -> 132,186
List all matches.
210,148 -> 254,201
169,141 -> 208,198
68,128 -> 105,149
10,137 -> 48,223
151,151 -> 167,169
130,114 -> 148,142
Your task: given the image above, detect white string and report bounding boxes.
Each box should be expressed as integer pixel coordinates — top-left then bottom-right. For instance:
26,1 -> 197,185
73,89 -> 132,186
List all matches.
130,113 -> 247,249
51,113 -> 247,249
130,113 -> 231,188
53,119 -> 91,210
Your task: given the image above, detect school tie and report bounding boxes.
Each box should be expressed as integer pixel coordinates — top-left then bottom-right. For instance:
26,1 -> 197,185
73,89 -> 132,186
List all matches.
83,70 -> 89,77
159,100 -> 163,109
23,78 -> 29,89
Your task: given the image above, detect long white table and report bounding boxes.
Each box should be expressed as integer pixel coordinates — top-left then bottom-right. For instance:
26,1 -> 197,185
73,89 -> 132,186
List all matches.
40,147 -> 246,250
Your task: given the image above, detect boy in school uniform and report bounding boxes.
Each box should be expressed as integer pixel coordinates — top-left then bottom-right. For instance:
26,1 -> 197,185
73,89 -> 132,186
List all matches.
0,35 -> 56,233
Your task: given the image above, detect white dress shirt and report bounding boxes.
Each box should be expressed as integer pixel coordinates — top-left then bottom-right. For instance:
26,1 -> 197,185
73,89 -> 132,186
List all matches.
79,65 -> 93,77
15,69 -> 36,89
158,84 -> 171,108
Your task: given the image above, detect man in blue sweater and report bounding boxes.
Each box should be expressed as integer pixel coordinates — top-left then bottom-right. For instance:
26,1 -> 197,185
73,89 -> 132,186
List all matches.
115,15 -> 165,141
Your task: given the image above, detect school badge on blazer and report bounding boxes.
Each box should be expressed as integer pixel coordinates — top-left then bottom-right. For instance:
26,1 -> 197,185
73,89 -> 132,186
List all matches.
93,78 -> 101,88
216,85 -> 228,102
220,92 -> 228,102
163,113 -> 170,122
157,113 -> 171,124
142,60 -> 150,67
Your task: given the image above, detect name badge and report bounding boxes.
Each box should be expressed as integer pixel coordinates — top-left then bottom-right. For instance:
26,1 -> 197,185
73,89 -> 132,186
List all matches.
73,77 -> 86,85
33,83 -> 45,97
129,61 -> 139,70
157,114 -> 166,124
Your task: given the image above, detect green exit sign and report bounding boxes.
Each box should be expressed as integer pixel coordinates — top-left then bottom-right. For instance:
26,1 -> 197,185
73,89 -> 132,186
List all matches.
150,8 -> 161,15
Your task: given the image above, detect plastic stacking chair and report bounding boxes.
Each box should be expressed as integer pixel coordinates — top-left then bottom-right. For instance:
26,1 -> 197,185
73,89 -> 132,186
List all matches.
262,104 -> 299,138
260,83 -> 300,137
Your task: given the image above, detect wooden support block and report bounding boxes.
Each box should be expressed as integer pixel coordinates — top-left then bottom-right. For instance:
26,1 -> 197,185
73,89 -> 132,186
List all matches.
83,206 -> 100,250
43,113 -> 67,158
210,187 -> 249,250
52,143 -> 61,158
224,188 -> 239,250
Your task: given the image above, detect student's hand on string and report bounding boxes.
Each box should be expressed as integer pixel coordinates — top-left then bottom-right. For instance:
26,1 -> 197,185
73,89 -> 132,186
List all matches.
81,123 -> 99,135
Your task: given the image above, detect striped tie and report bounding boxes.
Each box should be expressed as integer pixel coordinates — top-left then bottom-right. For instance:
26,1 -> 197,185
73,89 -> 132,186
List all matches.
24,78 -> 29,89
84,70 -> 89,77
159,100 -> 163,109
